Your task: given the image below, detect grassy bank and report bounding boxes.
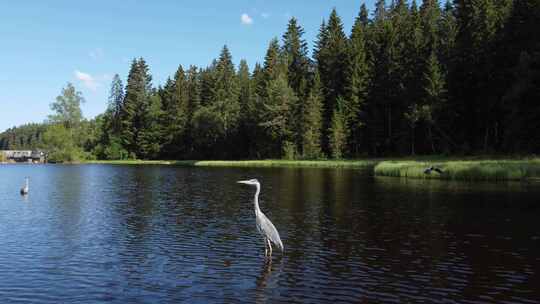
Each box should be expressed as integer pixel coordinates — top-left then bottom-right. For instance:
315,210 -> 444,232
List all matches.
374,158 -> 540,181
85,159 -> 379,169
86,159 -> 178,165
85,157 -> 540,181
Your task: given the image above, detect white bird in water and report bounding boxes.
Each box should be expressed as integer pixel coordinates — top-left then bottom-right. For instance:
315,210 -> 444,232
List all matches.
20,177 -> 29,195
238,179 -> 283,257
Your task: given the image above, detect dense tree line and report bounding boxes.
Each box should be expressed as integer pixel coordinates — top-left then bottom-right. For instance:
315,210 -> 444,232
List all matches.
2,1 -> 539,160
0,123 -> 47,150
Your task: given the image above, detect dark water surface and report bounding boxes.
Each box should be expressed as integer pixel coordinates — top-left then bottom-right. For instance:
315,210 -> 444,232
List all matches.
0,164 -> 539,303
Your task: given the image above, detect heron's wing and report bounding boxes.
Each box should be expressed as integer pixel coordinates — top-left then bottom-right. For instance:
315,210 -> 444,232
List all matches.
258,212 -> 284,251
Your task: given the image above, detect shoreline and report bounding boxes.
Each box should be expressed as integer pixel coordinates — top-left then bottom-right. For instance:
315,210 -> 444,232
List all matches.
81,158 -> 540,181
84,159 -> 379,168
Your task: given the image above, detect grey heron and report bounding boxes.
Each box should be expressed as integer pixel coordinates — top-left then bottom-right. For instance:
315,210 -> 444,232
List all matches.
20,177 -> 29,195
238,179 -> 283,257
424,166 -> 443,174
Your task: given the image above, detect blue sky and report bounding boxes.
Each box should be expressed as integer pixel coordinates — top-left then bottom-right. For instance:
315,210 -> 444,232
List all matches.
0,0 -> 375,132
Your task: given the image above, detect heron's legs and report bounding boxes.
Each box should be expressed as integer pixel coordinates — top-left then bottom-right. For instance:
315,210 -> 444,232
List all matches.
267,239 -> 273,256
264,238 -> 268,256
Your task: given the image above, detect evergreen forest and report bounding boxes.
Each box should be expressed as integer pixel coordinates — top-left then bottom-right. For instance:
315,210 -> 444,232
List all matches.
2,0 -> 539,162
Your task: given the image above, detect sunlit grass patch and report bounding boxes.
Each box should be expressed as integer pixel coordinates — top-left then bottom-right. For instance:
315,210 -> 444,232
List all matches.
374,158 -> 540,181
188,159 -> 378,168
85,159 -> 379,169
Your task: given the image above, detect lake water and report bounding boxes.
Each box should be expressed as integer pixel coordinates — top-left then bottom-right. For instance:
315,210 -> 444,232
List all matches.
0,164 -> 539,303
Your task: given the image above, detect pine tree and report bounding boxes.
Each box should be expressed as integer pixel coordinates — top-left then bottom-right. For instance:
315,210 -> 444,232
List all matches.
237,60 -> 251,107
404,104 -> 423,155
160,65 -> 189,157
252,62 -> 265,98
185,65 -> 200,122
282,17 -> 310,152
120,59 -> 139,155
374,0 -> 386,22
282,17 -> 310,98
422,51 -> 447,152
260,74 -> 297,157
237,59 -> 253,158
366,0 -> 400,155
313,20 -> 328,69
302,72 -> 324,159
315,8 -> 348,155
420,0 -> 441,54
98,75 -> 125,159
250,62 -> 270,157
255,39 -> 292,157
138,92 -> 164,159
438,1 -> 457,74
120,58 -> 153,157
107,74 -> 124,134
499,0 -> 540,152
199,60 -> 217,107
401,0 -> 426,153
191,106 -> 225,158
213,45 -> 240,134
452,0 -> 502,152
261,38 -> 285,96
192,46 -> 240,158
359,4 -> 369,26
172,64 -> 189,131
159,78 -> 175,153
329,98 -> 347,159
179,65 -> 200,158
392,0 -> 418,153
344,7 -> 370,156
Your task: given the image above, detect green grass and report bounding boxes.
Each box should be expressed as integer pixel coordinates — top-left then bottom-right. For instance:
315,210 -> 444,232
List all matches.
84,157 -> 540,181
85,159 -> 379,169
185,159 -> 379,168
85,159 -> 179,165
374,158 -> 540,181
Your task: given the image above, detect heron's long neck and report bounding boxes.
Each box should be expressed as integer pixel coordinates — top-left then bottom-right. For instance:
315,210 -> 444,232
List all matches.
25,179 -> 29,189
254,184 -> 261,214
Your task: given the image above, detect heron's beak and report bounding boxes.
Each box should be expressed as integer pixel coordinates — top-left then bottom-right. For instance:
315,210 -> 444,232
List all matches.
237,180 -> 250,185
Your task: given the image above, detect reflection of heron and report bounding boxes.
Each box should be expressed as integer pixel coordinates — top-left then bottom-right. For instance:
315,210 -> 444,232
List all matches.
255,253 -> 284,303
255,258 -> 273,303
238,179 -> 283,257
20,177 -> 29,195
424,166 -> 443,174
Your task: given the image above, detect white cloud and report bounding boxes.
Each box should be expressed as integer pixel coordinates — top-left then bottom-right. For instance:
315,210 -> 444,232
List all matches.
89,48 -> 104,60
261,12 -> 270,19
241,13 -> 253,25
74,70 -> 99,91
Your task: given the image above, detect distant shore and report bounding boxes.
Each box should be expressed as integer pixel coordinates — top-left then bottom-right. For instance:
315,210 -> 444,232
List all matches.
84,159 -> 379,168
82,157 -> 540,181
373,158 -> 540,181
